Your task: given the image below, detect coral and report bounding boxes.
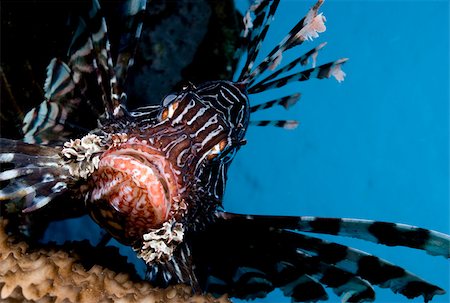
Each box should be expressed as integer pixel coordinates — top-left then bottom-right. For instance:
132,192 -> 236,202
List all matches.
0,218 -> 229,303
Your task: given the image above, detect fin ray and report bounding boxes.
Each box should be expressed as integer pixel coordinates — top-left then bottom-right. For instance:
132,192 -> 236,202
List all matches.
249,120 -> 299,129
0,138 -> 73,211
219,212 -> 450,259
250,93 -> 301,113
249,58 -> 348,94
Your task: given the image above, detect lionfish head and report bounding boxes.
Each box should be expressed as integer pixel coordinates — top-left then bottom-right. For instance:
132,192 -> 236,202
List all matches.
157,81 -> 250,162
87,80 -> 250,243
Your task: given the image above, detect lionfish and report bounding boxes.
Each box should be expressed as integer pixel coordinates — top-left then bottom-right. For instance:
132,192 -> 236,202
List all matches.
0,0 -> 448,302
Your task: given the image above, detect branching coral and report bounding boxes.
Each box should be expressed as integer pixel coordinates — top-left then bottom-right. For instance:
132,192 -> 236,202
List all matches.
0,218 -> 229,303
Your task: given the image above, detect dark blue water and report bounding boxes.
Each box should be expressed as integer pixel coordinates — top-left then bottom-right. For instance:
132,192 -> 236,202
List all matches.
228,0 -> 449,302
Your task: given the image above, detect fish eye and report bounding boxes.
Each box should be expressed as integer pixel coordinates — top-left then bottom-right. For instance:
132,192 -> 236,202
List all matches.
162,94 -> 177,106
207,139 -> 229,160
160,101 -> 179,120
160,93 -> 181,120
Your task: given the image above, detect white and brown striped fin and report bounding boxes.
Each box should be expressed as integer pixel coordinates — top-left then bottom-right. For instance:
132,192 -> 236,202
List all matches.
22,100 -> 68,144
233,0 -> 345,137
21,0 -> 134,144
244,0 -> 326,83
249,42 -> 327,88
290,231 -> 446,302
295,216 -> 450,258
146,243 -> 200,292
67,0 -> 122,118
205,260 -> 375,303
249,120 -> 299,129
275,254 -> 376,302
191,212 -> 448,302
234,0 -> 272,62
221,213 -> 450,258
237,0 -> 280,81
0,138 -> 74,212
250,93 -> 301,113
21,62 -> 91,144
249,58 -> 348,94
43,58 -> 76,101
22,59 -> 78,144
232,0 -> 264,65
192,212 -> 378,302
238,0 -> 328,84
115,0 -> 147,95
21,97 -> 92,145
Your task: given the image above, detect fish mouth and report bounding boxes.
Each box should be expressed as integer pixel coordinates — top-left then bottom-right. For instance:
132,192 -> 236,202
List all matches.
90,141 -> 181,234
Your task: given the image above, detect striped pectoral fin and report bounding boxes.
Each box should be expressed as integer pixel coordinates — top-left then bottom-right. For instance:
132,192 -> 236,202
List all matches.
295,216 -> 450,258
194,213 -> 376,302
115,0 -> 147,90
275,253 -> 376,302
22,58 -> 79,144
220,212 -> 450,258
74,0 -> 110,69
22,100 -> 70,145
277,273 -> 329,302
291,232 -> 446,302
22,56 -> 99,145
248,58 -> 348,94
43,59 -> 76,101
67,0 -> 123,119
0,167 -> 67,211
237,0 -> 281,81
250,93 -> 301,113
249,120 -> 299,129
248,42 -> 327,88
211,212 -> 448,301
0,138 -> 73,212
239,0 -> 327,84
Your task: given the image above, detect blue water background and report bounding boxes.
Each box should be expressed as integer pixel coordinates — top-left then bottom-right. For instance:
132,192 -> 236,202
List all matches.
228,0 -> 449,302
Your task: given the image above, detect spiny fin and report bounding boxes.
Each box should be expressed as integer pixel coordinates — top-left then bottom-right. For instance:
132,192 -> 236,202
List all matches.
220,212 -> 450,258
21,0 -> 142,145
194,211 -> 376,302
239,0 -> 327,84
209,212 -> 447,302
22,100 -> 69,144
67,0 -> 124,118
296,216 -> 450,258
274,251 -> 376,302
22,59 -> 80,144
237,0 -> 280,81
287,231 -> 446,302
250,93 -> 301,113
115,0 -> 147,93
0,138 -> 74,212
248,58 -> 348,94
43,58 -> 75,101
249,42 -> 327,88
249,120 -> 299,129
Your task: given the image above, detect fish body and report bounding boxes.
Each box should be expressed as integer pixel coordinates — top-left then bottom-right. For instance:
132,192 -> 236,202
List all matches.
1,0 -> 449,302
